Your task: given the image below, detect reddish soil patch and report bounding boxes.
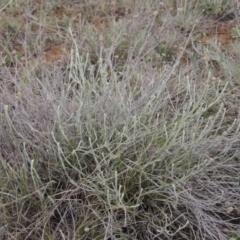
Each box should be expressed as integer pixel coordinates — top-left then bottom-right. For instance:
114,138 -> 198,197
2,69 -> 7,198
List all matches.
179,21 -> 239,65
43,44 -> 71,63
199,22 -> 237,47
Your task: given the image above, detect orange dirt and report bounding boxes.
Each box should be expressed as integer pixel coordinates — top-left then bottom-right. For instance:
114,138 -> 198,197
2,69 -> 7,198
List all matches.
199,22 -> 236,46
43,44 -> 71,63
179,22 -> 238,65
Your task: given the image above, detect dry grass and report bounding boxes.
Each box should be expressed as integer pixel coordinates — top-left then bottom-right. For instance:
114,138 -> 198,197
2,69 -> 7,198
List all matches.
1,0 -> 240,239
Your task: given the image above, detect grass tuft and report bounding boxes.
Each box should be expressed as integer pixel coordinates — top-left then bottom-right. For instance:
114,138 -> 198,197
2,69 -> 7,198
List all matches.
1,0 -> 240,239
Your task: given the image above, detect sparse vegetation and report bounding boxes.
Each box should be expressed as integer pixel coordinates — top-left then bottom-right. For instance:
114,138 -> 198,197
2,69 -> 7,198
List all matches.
1,0 -> 240,239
